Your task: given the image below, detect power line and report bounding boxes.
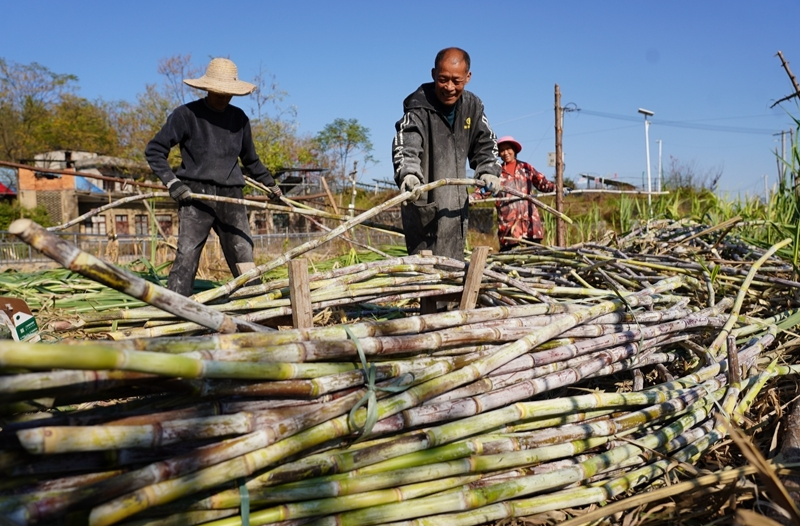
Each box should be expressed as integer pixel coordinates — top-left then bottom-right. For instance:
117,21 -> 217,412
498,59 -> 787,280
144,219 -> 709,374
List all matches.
492,109 -> 548,126
578,109 -> 777,135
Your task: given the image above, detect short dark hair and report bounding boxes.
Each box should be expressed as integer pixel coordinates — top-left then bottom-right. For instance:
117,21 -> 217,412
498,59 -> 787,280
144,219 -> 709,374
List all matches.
434,48 -> 471,72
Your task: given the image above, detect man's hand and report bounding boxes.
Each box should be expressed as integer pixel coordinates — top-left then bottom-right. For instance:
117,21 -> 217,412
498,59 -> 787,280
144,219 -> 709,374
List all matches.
167,180 -> 192,203
478,173 -> 502,196
265,185 -> 283,201
401,175 -> 423,201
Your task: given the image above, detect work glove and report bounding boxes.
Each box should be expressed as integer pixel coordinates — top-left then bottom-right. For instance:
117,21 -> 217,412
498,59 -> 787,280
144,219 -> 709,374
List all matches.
401,174 -> 423,201
265,185 -> 283,201
166,179 -> 192,203
478,173 -> 502,196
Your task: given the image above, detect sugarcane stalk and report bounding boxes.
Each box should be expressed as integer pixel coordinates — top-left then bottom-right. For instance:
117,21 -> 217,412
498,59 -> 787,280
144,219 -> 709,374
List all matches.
48,191 -> 403,236
0,342 -> 359,380
301,396 -> 715,526
497,185 -> 573,225
707,238 -> 792,358
191,178 -> 480,304
9,219 -> 265,334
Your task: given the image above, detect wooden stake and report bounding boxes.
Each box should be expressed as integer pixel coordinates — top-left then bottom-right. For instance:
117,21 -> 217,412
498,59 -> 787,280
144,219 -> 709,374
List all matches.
288,259 -> 313,328
459,246 -> 489,310
320,177 -> 340,215
418,250 -> 438,315
236,262 -> 260,288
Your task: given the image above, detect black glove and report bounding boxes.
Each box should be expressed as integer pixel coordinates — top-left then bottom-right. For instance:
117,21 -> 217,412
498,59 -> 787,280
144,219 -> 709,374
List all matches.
478,173 -> 502,196
265,185 -> 283,201
167,180 -> 192,203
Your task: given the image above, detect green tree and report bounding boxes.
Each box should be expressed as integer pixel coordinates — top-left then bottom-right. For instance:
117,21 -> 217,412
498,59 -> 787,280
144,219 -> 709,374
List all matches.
246,64 -> 320,173
0,201 -> 51,230
37,94 -> 119,154
0,58 -> 119,162
0,58 -> 79,161
313,118 -> 375,190
110,55 -> 203,165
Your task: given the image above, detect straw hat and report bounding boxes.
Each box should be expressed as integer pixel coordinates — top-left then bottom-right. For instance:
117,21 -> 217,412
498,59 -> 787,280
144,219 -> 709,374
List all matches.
496,136 -> 522,154
183,58 -> 256,96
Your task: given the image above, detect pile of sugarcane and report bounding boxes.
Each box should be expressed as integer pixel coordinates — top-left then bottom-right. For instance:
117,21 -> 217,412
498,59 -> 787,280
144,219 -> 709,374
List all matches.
1,215 -> 800,525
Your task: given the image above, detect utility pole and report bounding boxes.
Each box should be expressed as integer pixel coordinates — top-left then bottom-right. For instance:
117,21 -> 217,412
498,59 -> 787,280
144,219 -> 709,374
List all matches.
656,139 -> 662,193
554,84 -> 565,247
782,130 -> 788,180
774,130 -> 789,180
764,174 -> 769,203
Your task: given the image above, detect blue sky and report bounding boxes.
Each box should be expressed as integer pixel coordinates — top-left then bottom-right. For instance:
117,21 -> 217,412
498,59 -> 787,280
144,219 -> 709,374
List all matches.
3,0 -> 799,196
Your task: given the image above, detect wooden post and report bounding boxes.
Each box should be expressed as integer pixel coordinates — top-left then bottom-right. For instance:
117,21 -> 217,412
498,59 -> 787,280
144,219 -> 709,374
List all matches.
554,84 -> 566,247
418,250 -> 438,315
288,258 -> 313,328
321,175 -> 354,249
459,246 -> 489,310
320,176 -> 340,215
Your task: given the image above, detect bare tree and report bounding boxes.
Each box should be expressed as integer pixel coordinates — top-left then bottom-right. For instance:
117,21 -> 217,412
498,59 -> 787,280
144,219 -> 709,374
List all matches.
663,156 -> 723,192
157,55 -> 203,106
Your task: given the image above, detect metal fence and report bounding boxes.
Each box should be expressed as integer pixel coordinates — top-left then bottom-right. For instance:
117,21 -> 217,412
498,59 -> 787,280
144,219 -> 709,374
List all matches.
0,229 -> 404,267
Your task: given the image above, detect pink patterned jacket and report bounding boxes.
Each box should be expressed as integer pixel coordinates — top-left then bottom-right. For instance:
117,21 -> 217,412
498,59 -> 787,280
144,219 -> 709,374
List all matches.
474,161 -> 554,247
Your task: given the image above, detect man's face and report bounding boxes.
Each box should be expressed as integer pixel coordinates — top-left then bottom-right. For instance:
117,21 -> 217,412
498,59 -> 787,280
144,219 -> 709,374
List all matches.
431,54 -> 471,106
206,91 -> 233,111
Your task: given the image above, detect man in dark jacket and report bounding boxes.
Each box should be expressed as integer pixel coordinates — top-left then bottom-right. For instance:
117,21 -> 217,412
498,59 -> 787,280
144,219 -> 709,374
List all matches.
145,57 -> 281,296
392,47 -> 502,261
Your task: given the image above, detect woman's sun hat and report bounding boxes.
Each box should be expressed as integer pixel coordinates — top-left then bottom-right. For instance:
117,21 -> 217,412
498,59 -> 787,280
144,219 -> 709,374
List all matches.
496,136 -> 522,154
183,58 -> 256,96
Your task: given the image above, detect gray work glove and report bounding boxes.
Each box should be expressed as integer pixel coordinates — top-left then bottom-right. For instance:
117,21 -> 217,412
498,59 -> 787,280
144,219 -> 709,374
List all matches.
401,174 -> 423,201
265,185 -> 283,201
478,173 -> 502,196
166,179 -> 192,203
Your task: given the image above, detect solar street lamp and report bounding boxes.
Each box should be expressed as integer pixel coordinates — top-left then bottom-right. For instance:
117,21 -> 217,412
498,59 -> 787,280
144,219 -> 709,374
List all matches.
638,108 -> 654,213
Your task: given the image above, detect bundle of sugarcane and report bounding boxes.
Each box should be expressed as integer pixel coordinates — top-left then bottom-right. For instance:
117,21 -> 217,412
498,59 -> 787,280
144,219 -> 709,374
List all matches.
3,215 -> 800,524
1,265 -> 799,524
55,214 -> 800,339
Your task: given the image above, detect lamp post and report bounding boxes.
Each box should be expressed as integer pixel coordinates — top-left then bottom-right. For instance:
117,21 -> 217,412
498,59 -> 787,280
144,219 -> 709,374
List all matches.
638,108 -> 654,213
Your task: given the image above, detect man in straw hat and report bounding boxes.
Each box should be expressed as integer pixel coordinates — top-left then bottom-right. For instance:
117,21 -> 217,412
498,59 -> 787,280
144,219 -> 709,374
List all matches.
146,57 -> 282,296
392,47 -> 502,261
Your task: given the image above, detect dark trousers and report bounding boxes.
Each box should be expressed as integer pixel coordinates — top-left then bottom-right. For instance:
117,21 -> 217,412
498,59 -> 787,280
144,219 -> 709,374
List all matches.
168,180 -> 254,296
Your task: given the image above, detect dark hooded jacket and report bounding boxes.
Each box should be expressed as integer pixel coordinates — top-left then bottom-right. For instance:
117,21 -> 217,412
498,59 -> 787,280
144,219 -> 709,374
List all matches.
392,83 -> 500,261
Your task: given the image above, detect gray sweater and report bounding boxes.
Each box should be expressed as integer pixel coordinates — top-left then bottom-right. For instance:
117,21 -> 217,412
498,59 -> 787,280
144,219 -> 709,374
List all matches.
392,83 -> 500,260
145,98 -> 274,187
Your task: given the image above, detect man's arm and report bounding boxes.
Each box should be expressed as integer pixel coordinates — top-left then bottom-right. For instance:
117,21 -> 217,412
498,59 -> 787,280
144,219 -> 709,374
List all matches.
392,111 -> 425,188
240,119 -> 276,188
468,105 -> 502,178
145,108 -> 185,187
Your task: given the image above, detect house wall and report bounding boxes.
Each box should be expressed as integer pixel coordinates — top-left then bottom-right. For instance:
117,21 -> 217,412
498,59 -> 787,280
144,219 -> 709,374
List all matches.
17,167 -> 79,226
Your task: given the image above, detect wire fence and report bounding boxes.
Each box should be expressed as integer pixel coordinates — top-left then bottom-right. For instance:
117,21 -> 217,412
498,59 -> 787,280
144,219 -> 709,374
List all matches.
0,229 -> 403,267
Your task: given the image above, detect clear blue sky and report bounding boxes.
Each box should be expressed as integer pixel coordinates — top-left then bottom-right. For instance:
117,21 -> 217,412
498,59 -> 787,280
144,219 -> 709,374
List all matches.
3,0 -> 799,196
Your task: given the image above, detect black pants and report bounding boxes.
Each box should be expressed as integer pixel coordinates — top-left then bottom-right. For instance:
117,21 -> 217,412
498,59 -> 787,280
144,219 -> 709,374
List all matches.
168,181 -> 254,296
